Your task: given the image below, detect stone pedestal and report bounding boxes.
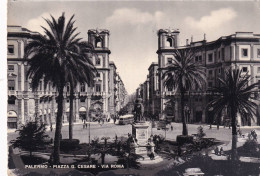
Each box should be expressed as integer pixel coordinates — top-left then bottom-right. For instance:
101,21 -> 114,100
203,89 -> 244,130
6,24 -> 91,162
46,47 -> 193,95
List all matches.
132,122 -> 150,155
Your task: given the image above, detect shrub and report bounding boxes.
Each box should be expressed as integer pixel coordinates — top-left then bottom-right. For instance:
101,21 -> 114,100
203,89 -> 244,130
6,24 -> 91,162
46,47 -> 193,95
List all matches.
243,138 -> 259,152
60,139 -> 80,151
176,135 -> 194,145
11,122 -> 51,157
197,126 -> 206,139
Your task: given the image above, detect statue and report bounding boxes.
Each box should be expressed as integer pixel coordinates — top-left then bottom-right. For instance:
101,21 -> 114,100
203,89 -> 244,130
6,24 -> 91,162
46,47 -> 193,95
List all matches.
133,98 -> 144,122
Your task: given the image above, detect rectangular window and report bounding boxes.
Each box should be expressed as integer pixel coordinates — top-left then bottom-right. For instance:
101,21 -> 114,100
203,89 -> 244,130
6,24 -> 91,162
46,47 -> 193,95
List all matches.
39,81 -> 42,91
257,49 -> 260,58
195,56 -> 202,62
95,84 -> 101,92
8,65 -> 14,71
199,56 -> 202,62
208,53 -> 213,63
80,98 -> 85,102
8,98 -> 15,104
208,82 -> 213,88
242,67 -> 248,72
242,49 -> 248,57
208,70 -> 213,75
96,58 -> 101,65
258,80 -> 260,89
218,51 -> 221,59
167,58 -> 173,64
8,80 -> 15,90
257,67 -> 260,73
8,45 -> 14,54
221,48 -> 225,59
96,72 -> 100,77
214,51 -> 217,61
195,56 -> 198,62
66,84 -> 70,92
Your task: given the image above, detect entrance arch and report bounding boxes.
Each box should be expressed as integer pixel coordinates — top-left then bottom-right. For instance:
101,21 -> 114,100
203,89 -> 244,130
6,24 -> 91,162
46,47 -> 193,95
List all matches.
79,107 -> 87,121
7,111 -> 17,129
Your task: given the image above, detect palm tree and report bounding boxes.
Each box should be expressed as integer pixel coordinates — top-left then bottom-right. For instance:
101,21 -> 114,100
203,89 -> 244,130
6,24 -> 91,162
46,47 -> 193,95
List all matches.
208,68 -> 258,160
163,48 -> 206,136
25,13 -> 96,164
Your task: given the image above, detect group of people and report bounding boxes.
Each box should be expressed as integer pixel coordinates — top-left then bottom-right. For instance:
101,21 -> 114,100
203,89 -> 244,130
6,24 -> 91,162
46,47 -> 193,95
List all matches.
214,146 -> 224,156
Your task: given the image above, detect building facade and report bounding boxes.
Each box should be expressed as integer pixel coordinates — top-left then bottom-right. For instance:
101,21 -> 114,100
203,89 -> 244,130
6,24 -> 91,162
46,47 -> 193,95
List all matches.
138,29 -> 260,126
7,26 -> 127,128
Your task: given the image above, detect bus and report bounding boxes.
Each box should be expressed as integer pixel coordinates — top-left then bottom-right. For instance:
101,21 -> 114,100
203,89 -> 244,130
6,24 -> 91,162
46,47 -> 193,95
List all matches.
118,114 -> 134,125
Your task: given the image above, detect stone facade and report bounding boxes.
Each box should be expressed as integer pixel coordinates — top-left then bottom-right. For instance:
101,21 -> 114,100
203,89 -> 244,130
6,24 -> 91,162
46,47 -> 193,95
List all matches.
138,29 -> 260,126
7,26 -> 127,128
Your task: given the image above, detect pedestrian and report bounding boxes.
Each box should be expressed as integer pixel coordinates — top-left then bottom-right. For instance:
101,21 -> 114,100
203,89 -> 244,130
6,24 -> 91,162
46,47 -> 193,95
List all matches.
171,125 -> 173,131
219,147 -> 223,156
150,152 -> 155,160
214,147 -> 219,155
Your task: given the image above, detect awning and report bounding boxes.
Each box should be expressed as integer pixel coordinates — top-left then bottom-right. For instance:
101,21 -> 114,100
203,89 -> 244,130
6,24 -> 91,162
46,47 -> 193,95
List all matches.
8,111 -> 17,118
79,107 -> 87,112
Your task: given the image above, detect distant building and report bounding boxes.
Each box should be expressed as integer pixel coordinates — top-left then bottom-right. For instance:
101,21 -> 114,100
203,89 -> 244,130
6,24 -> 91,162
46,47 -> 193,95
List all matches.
7,26 -> 127,128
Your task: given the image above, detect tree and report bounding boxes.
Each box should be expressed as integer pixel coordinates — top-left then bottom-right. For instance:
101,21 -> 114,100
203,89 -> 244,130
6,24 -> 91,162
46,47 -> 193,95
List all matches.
208,69 -> 258,160
25,13 -> 96,164
163,48 -> 206,136
11,122 -> 51,158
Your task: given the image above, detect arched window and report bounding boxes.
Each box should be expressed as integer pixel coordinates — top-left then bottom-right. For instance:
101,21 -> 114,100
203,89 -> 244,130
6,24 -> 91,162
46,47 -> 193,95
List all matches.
66,83 -> 70,92
96,57 -> 101,65
95,38 -> 102,48
166,38 -> 174,47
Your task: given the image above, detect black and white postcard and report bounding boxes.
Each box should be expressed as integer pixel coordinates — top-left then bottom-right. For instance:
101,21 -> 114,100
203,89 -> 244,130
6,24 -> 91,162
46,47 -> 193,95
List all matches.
5,0 -> 260,175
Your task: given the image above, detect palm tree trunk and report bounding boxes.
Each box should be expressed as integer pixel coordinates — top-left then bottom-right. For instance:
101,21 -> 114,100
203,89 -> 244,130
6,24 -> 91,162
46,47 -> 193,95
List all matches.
180,90 -> 188,136
69,83 -> 74,140
53,85 -> 64,164
231,105 -> 238,161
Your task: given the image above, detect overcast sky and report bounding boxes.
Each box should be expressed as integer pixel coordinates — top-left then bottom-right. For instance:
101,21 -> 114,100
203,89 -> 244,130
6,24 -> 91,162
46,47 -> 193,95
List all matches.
7,1 -> 260,94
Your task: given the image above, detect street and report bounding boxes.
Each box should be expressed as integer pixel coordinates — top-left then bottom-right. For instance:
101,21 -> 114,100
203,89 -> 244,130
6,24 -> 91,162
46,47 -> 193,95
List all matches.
8,121 -> 260,146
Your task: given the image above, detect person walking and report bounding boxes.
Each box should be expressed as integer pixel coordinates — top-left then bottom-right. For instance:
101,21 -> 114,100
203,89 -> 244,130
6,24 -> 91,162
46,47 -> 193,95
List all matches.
219,147 -> 223,156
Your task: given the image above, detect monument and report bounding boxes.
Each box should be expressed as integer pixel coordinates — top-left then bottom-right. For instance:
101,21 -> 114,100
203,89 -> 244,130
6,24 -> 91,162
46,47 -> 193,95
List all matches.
132,98 -> 155,156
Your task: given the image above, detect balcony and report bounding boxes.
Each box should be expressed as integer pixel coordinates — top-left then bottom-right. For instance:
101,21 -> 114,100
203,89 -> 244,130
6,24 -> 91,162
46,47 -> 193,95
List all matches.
78,92 -> 88,97
92,92 -> 102,96
165,91 -> 175,96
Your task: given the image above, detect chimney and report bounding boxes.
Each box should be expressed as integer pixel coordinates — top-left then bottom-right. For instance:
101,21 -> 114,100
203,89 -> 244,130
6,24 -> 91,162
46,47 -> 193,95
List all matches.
204,33 -> 206,40
191,35 -> 193,43
186,39 -> 189,46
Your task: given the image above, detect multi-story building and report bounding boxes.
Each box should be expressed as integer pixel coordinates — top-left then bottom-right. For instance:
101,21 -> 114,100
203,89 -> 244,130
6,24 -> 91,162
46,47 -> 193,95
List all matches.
138,29 -> 260,126
108,61 -> 117,115
115,74 -> 127,112
147,62 -> 160,119
7,26 -> 127,128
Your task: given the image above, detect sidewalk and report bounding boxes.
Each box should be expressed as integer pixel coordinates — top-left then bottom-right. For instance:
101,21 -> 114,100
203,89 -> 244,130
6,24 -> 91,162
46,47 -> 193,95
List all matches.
207,129 -> 260,163
7,121 -> 100,133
